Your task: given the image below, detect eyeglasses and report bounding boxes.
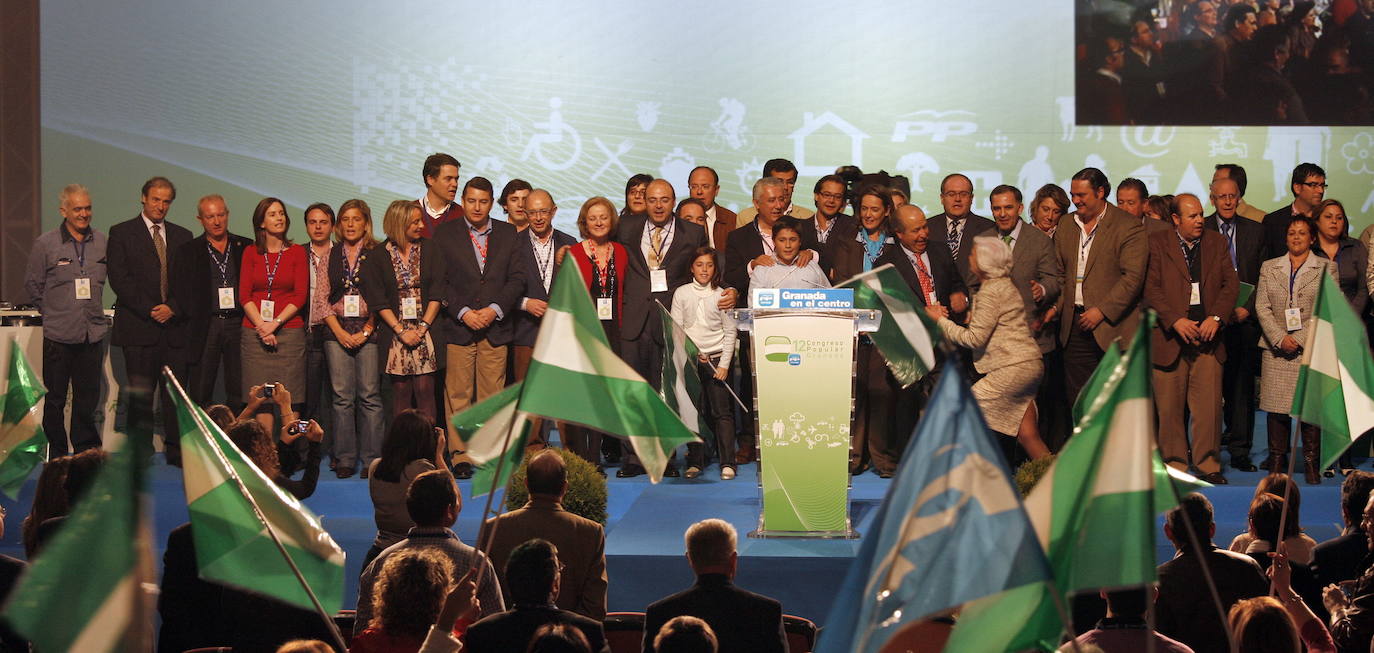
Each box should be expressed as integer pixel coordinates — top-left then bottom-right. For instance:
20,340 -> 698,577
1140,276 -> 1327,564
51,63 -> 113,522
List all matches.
688,184 -> 716,192
526,209 -> 553,218
942,191 -> 973,199
1301,181 -> 1329,189
1213,193 -> 1238,202
817,192 -> 844,201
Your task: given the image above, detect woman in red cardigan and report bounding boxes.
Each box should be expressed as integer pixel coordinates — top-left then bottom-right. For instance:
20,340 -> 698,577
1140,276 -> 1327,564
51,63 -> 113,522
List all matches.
240,197 -> 310,434
556,196 -> 626,474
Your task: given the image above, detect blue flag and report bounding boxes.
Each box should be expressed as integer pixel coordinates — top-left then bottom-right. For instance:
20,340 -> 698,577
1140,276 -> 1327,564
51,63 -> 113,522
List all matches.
816,370 -> 1052,653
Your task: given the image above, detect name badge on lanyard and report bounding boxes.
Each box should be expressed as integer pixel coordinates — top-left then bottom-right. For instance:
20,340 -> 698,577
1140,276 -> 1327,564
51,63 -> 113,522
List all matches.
597,297 -> 614,321
75,277 -> 91,300
343,293 -> 362,318
218,286 -> 236,310
1189,282 -> 1201,306
400,296 -> 419,321
260,299 -> 276,322
1285,307 -> 1303,332
650,268 -> 668,293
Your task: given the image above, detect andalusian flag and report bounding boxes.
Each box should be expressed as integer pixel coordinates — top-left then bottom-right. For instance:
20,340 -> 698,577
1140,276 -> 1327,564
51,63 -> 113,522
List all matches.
520,260 -> 699,483
167,372 -> 347,614
657,302 -> 712,440
3,418 -> 154,652
947,314 -> 1163,651
452,381 -> 531,497
835,264 -> 939,387
1294,273 -> 1374,468
0,339 -> 48,497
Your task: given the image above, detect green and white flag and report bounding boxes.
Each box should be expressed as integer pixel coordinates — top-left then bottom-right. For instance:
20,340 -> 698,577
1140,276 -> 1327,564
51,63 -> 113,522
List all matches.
1294,272 -> 1374,469
657,302 -> 712,440
452,381 -> 532,497
167,372 -> 347,614
520,260 -> 699,483
0,339 -> 48,497
3,418 -> 154,652
835,264 -> 939,387
947,314 -> 1165,651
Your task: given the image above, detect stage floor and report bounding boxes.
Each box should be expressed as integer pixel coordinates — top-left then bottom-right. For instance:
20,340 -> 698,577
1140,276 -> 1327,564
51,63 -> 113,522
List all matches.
0,454 -> 1350,629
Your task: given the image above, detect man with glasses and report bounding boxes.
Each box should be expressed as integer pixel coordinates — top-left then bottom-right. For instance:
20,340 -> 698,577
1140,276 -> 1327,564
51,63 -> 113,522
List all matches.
687,166 -> 735,249
812,174 -> 856,277
927,173 -> 994,291
1077,36 -> 1129,124
1205,177 -> 1265,473
1264,162 -> 1327,259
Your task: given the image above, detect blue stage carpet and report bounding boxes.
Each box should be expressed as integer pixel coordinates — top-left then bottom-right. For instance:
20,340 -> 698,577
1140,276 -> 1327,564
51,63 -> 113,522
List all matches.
0,456 -> 1350,629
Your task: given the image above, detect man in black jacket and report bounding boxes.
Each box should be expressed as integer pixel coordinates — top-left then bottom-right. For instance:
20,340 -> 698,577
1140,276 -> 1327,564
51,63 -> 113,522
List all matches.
512,190 -> 576,449
107,176 -> 193,462
1314,471 -> 1374,587
643,519 -> 786,653
465,538 -> 608,653
173,194 -> 253,413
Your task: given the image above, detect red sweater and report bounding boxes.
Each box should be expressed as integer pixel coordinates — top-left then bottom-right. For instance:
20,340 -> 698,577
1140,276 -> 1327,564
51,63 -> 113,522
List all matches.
569,241 -> 627,324
239,243 -> 309,329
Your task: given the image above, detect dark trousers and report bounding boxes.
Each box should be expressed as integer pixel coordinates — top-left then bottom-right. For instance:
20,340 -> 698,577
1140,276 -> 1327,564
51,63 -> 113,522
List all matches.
191,315 -> 243,413
303,325 -> 328,421
618,332 -> 664,469
1036,346 -> 1071,449
852,342 -> 901,474
735,333 -> 756,451
1222,321 -> 1260,461
1059,315 -> 1105,451
41,338 -> 105,458
687,357 -> 737,469
121,341 -> 185,460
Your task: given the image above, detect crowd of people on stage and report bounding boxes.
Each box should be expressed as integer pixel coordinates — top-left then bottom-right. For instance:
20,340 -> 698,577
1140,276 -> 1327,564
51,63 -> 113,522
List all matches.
1077,0 -> 1374,125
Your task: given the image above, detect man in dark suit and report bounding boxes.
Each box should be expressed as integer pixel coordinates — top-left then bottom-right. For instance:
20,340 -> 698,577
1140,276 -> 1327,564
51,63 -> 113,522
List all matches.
732,158 -> 814,227
1122,19 -> 1166,123
478,450 -> 607,620
172,195 -> 254,413
1264,162 -> 1327,259
927,173 -> 995,291
1054,168 -> 1147,441
813,174 -> 857,278
432,177 -> 525,477
1117,177 -> 1173,236
1156,493 -> 1269,653
1146,194 -> 1240,485
1077,36 -> 1130,124
1313,471 -> 1374,587
990,185 -> 1062,354
615,179 -> 710,477
643,519 -> 786,653
512,190 -> 576,449
1205,177 -> 1266,472
688,166 -> 736,249
465,538 -> 610,653
418,152 -> 465,239
107,176 -> 193,462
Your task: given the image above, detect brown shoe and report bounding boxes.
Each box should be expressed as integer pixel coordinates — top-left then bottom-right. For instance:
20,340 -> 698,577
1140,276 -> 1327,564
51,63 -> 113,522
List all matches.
735,444 -> 757,464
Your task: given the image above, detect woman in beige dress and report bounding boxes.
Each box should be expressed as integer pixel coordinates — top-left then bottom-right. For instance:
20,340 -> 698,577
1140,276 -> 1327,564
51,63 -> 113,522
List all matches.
926,236 -> 1049,459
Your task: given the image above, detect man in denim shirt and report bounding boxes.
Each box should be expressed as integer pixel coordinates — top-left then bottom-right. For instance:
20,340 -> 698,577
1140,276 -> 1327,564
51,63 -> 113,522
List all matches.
24,184 -> 108,457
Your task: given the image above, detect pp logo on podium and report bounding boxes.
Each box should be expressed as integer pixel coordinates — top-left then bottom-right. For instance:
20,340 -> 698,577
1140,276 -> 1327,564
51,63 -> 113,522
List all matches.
754,288 -> 780,308
764,336 -> 800,365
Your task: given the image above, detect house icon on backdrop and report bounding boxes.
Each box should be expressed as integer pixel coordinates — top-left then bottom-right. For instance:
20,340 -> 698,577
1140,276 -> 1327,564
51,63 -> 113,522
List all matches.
788,112 -> 869,176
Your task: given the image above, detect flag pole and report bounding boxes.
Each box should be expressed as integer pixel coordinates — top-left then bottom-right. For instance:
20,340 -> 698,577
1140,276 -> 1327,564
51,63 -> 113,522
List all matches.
164,368 -> 350,653
1273,418 -> 1301,596
466,394 -> 528,602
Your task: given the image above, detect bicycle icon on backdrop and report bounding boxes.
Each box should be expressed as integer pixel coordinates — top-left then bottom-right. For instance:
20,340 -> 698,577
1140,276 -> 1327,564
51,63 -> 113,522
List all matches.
520,97 -> 583,171
703,97 -> 755,153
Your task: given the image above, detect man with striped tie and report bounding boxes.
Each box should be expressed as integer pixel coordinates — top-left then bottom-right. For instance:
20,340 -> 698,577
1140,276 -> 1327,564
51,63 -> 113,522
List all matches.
926,173 -> 994,293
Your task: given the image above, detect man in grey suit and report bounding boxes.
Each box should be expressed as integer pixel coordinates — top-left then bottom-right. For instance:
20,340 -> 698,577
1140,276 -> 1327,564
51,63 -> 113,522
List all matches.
927,173 -> 995,290
990,185 -> 1062,354
1054,168 -> 1148,446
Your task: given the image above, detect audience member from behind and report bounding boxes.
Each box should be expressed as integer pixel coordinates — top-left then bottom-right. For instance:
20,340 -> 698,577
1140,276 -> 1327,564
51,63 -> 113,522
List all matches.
352,549 -> 479,653
1313,471 -> 1374,586
643,519 -> 785,653
22,456 -> 70,558
356,469 -> 503,637
1241,493 -> 1323,611
1058,587 -> 1192,652
365,409 -> 441,569
276,640 -> 333,653
526,622 -> 594,653
34,448 -> 106,552
0,495 -> 28,650
225,418 -> 321,500
653,616 -> 718,653
465,539 -> 609,653
1229,474 -> 1317,564
1324,493 -> 1374,649
478,450 -> 608,619
1155,493 -> 1268,653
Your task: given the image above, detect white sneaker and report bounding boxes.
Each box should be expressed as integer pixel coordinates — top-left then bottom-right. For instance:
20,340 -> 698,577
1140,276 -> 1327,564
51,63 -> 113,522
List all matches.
721,467 -> 736,480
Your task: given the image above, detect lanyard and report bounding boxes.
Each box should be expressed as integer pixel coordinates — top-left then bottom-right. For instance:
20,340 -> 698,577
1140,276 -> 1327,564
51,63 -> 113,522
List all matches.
1177,237 -> 1198,282
759,225 -> 775,256
1289,259 -> 1302,306
587,243 -> 613,296
342,244 -> 363,291
264,248 -> 284,299
72,237 -> 87,274
208,242 -> 232,286
393,241 -> 420,289
1077,222 -> 1098,280
531,233 -> 555,291
468,226 -> 490,265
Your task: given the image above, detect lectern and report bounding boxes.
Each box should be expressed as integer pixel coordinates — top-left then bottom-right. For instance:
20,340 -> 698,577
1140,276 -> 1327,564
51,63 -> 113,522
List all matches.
734,287 -> 878,538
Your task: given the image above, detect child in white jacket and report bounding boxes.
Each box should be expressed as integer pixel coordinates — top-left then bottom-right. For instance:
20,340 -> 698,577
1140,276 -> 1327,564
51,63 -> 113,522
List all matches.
670,247 -> 740,479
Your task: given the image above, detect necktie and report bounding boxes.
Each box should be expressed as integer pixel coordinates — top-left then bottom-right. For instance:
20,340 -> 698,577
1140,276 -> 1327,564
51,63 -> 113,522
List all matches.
1221,221 -> 1237,270
650,226 -> 664,268
913,254 -> 935,302
948,218 -> 962,258
1002,233 -> 1014,247
151,223 -> 168,301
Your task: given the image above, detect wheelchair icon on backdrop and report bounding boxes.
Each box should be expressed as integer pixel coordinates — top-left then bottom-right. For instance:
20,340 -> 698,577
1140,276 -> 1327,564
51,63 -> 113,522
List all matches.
520,97 -> 582,171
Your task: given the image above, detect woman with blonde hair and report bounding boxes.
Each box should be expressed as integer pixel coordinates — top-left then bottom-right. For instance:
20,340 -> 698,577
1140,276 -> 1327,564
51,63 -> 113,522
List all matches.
926,236 -> 1048,459
325,199 -> 383,479
364,200 -> 442,423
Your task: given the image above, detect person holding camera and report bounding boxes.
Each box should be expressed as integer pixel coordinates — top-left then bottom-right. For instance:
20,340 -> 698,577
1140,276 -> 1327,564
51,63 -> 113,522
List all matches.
241,383 -> 324,500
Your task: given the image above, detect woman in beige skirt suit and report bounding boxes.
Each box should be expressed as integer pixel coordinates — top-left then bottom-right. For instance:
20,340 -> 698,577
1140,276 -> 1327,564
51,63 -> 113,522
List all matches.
926,236 -> 1049,459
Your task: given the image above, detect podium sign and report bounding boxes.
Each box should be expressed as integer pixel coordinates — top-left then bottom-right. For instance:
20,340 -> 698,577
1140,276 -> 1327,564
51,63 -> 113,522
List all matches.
746,288 -> 861,537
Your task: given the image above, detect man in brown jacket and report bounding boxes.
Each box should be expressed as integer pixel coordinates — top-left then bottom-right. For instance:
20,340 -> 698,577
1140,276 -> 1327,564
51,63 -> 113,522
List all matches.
477,450 -> 608,620
1055,167 -> 1148,447
1145,194 -> 1239,484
